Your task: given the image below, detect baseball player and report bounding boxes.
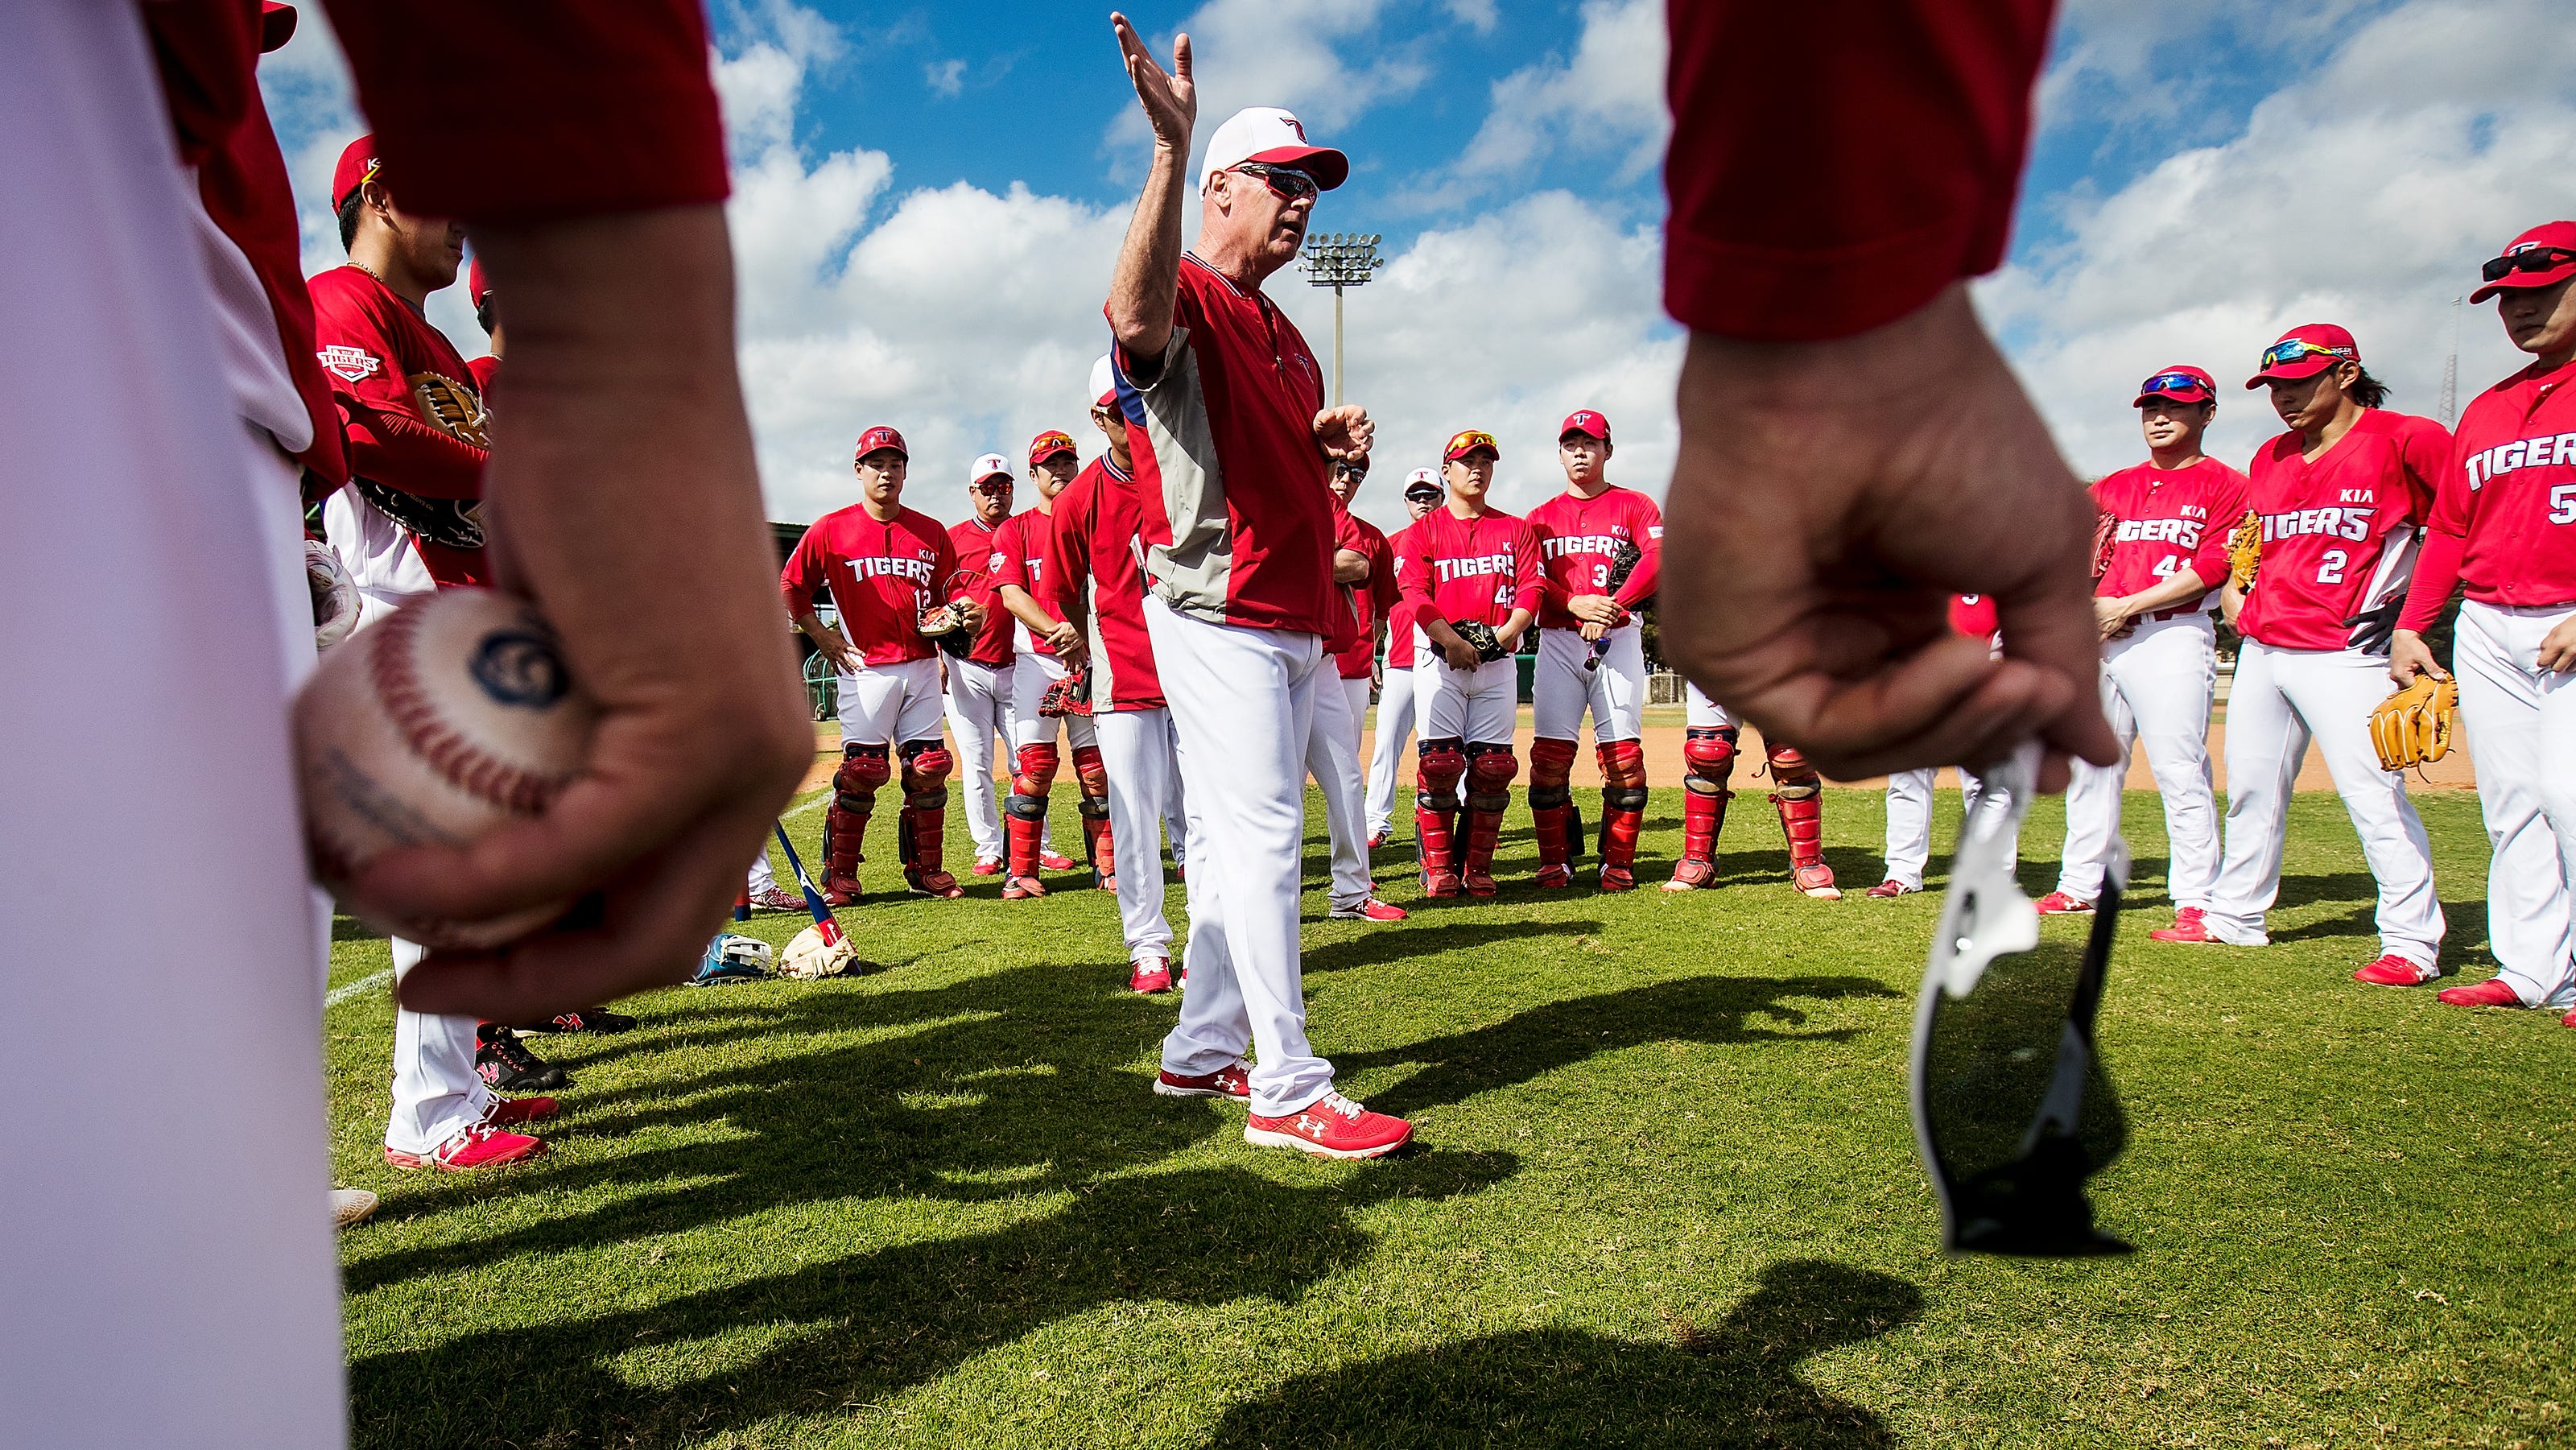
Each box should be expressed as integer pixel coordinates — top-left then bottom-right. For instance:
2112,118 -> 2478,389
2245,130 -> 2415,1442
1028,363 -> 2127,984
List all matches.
1399,430 -> 1545,898
1869,596 -> 2018,895
1309,454 -> 1408,920
945,456 -> 1021,875
992,432 -> 1105,895
465,256 -> 498,390
1666,688 -> 1843,897
1042,356 -> 1187,989
1364,469 -> 1444,844
1527,410 -> 1662,891
2392,223 -> 2576,1024
2033,366 -> 2246,935
2195,325 -> 2449,983
312,136 -> 571,1167
782,427 -> 982,905
1104,38 -> 1412,1158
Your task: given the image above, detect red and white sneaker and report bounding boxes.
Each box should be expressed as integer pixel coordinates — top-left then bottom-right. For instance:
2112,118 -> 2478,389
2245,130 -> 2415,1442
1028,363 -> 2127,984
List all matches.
1245,1092 -> 1413,1159
2149,907 -> 2212,943
2354,954 -> 2437,986
1792,862 -> 1841,900
1154,1060 -> 1251,1100
384,1122 -> 545,1171
484,1096 -> 559,1127
1039,849 -> 1078,872
1663,857 -> 1715,893
1368,828 -> 1391,849
906,867 -> 965,899
2033,890 -> 2093,915
746,885 -> 806,911
2438,977 -> 2523,1008
1865,879 -> 1918,899
1002,874 -> 1047,900
972,857 -> 1003,877
1129,957 -> 1173,994
1534,863 -> 1573,890
1331,897 -> 1408,922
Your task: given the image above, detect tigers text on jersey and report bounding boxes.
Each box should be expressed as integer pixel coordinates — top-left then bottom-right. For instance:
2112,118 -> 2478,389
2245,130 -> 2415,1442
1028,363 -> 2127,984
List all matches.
1331,502 -> 1400,680
1042,456 -> 1164,710
308,264 -> 490,587
780,504 -> 962,667
1397,506 -> 1545,630
947,516 -> 1017,666
2399,357 -> 2576,627
1527,485 -> 1664,631
990,506 -> 1068,656
2236,410 -> 2447,652
2089,456 -> 2248,611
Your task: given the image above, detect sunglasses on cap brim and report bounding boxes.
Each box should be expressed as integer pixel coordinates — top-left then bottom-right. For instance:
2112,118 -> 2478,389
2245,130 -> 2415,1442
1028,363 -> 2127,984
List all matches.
2135,373 -> 2211,403
2482,246 -> 2576,284
2257,338 -> 2355,372
1229,161 -> 1319,202
1910,746 -> 2133,1258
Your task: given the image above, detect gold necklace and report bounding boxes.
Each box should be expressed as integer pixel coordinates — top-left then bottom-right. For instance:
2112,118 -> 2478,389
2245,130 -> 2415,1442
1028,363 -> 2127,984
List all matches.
346,259 -> 386,285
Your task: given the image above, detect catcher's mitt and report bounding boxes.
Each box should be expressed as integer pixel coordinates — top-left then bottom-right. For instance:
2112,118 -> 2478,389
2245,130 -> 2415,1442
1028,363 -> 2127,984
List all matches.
409,370 -> 490,448
307,539 -> 361,651
919,601 -> 975,658
779,923 -> 857,980
2227,510 -> 2263,593
1449,619 -> 1509,663
2367,675 -> 2458,774
2091,509 -> 2119,579
1039,664 -> 1094,718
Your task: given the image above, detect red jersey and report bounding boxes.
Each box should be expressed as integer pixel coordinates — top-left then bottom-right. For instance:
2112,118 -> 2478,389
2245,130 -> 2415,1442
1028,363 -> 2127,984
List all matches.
779,504 -> 962,667
2090,457 -> 2249,613
1042,456 -> 1164,711
1113,254 -> 1336,636
1528,485 -> 1665,632
1331,504 -> 1401,680
467,354 -> 499,394
1398,507 -> 1546,630
308,266 -> 490,588
1665,1 -> 2055,342
2237,411 -> 2448,651
2400,359 -> 2576,628
1385,518 -> 1426,669
946,516 -> 1016,667
989,506 -> 1069,657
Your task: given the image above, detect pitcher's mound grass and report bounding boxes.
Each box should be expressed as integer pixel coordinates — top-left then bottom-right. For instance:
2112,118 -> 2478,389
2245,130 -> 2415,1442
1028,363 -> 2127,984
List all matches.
326,787 -> 2576,1448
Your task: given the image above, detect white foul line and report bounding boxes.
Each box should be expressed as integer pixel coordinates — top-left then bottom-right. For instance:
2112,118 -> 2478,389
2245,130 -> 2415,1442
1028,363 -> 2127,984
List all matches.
325,968 -> 392,1007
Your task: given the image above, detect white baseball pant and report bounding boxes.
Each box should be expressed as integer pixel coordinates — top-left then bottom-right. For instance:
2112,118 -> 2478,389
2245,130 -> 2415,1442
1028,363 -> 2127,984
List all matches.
1533,624 -> 1645,743
1364,633 -> 1423,837
385,940 -> 495,1156
1686,680 -> 1735,729
1144,593 -> 1335,1117
2057,616 -> 2220,909
2209,638 -> 2445,969
1095,706 -> 1180,965
2453,600 -> 2576,1008
837,655 -> 947,746
1304,673 -> 1374,911
5,5 -> 344,1439
1009,649 -> 1095,849
942,656 -> 1015,864
1881,766 -> 2015,892
1418,651 -> 1519,743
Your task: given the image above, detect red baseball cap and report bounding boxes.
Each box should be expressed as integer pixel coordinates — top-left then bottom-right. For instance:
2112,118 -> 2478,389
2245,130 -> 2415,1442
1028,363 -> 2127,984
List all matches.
467,256 -> 489,311
1558,409 -> 1611,442
2132,365 -> 2215,407
331,134 -> 379,213
2244,324 -> 2359,389
2471,221 -> 2576,304
854,425 -> 908,464
259,2 -> 297,52
1028,431 -> 1078,468
1443,428 -> 1500,463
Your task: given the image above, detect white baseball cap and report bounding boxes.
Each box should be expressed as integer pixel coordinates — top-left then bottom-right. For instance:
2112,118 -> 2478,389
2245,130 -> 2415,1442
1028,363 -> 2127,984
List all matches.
1091,354 -> 1117,407
968,452 -> 1012,483
1402,467 -> 1441,499
1199,106 -> 1348,196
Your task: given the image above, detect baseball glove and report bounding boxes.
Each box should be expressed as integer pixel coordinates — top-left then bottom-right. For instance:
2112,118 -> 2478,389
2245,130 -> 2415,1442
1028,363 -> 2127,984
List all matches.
1039,664 -> 1094,718
919,601 -> 975,658
2090,508 -> 2119,579
691,933 -> 774,986
1449,619 -> 1509,663
779,923 -> 857,980
307,539 -> 361,651
2227,510 -> 2263,593
2367,675 -> 2458,774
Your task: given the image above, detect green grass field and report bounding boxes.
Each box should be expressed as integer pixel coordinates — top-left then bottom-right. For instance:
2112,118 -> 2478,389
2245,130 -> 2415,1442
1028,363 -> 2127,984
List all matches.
325,784 -> 2576,1449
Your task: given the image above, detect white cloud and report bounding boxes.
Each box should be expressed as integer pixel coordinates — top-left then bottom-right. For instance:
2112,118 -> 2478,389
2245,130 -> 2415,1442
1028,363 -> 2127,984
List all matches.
924,58 -> 966,98
1447,0 -> 1666,185
1985,0 -> 2575,477
1100,0 -> 1431,180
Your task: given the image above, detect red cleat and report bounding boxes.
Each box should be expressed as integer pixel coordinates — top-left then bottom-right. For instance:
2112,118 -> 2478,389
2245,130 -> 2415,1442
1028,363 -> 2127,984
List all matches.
2354,954 -> 2435,986
1663,858 -> 1715,892
1865,879 -> 1918,899
1001,874 -> 1047,900
2149,907 -> 2212,943
1463,870 -> 1499,898
1331,897 -> 1408,922
972,857 -> 1002,877
1245,1092 -> 1413,1159
384,1122 -> 544,1171
1422,867 -> 1462,899
906,867 -> 964,899
2438,977 -> 2522,1007
1129,957 -> 1173,994
1039,849 -> 1077,872
822,883 -> 859,908
484,1096 -> 558,1127
1534,863 -> 1573,889
1793,861 -> 1841,900
1154,1060 -> 1251,1100
746,885 -> 805,911
2033,890 -> 2092,915
1368,828 -> 1391,849
2564,1009 -> 2576,1030
1598,865 -> 1635,893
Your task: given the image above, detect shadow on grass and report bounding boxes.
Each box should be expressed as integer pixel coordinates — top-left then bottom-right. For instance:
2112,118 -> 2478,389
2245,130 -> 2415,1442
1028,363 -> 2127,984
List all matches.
1197,1258 -> 1923,1448
1305,920 -> 1604,975
1339,973 -> 1901,1119
348,1150 -> 1518,1450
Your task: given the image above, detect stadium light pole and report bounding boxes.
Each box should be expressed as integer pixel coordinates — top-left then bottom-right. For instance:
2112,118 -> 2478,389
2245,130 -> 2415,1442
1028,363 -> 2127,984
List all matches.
1299,232 -> 1383,406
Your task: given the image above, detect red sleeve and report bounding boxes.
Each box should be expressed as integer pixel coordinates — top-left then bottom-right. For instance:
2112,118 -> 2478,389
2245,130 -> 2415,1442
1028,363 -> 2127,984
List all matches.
1039,494 -> 1091,618
344,404 -> 486,500
1663,0 -> 2058,341
320,0 -> 726,224
1512,523 -> 1546,617
1368,533 -> 1401,618
1397,521 -> 1435,609
2185,466 -> 2248,590
780,525 -> 828,619
2397,527 -> 2464,634
2397,415 -> 2453,519
1613,495 -> 1663,607
991,515 -> 1038,598
933,528 -> 965,601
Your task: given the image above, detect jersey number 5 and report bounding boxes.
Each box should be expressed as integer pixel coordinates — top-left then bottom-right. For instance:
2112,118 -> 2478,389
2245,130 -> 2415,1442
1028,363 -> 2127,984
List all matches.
2316,549 -> 2347,585
2551,482 -> 2576,525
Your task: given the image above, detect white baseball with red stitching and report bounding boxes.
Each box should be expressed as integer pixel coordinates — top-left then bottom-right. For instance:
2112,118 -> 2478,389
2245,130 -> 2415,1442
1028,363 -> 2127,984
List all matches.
293,587 -> 597,948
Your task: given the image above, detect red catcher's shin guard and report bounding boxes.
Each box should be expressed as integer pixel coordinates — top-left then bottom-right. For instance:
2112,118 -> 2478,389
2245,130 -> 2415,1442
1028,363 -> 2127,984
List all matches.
1669,726 -> 1736,890
1766,742 -> 1839,898
1415,738 -> 1467,893
898,742 -> 960,897
1005,743 -> 1059,883
824,744 -> 891,904
1596,738 -> 1647,876
1529,737 -> 1579,878
1072,746 -> 1114,887
1460,745 -> 1518,893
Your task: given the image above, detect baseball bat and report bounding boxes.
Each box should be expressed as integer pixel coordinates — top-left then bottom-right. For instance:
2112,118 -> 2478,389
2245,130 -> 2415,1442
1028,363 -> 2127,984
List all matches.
771,821 -> 845,948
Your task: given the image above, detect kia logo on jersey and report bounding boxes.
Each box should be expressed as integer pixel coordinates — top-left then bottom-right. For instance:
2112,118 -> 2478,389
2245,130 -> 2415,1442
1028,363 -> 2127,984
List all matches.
319,345 -> 379,382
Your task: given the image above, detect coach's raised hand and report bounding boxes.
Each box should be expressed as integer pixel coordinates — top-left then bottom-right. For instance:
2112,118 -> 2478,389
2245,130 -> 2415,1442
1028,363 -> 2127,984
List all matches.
351,206 -> 813,1020
1658,286 -> 2120,791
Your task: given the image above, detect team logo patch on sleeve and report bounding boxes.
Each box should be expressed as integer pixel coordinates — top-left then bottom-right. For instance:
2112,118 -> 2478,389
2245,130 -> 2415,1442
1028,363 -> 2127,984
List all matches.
320,345 -> 380,382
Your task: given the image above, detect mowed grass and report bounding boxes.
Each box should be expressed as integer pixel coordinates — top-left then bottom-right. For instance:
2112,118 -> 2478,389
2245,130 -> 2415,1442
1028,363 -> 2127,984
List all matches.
325,782 -> 2576,1449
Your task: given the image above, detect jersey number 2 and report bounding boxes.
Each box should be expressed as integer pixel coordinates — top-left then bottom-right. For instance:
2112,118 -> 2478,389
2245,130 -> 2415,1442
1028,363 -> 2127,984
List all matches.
2316,549 -> 2347,585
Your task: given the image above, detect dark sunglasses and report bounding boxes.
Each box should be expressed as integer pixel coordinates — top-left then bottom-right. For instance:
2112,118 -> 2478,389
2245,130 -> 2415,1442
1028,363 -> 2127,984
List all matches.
2259,337 -> 2355,371
1911,749 -> 2132,1258
2481,246 -> 2576,283
2136,371 -> 2210,399
971,478 -> 1013,497
1231,161 -> 1319,202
